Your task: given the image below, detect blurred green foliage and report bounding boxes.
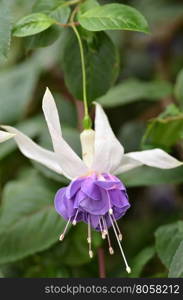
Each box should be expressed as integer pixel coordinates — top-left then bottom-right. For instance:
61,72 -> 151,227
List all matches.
0,0 -> 183,278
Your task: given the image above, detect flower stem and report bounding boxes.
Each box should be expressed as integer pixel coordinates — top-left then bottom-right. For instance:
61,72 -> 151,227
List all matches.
70,5 -> 91,129
71,25 -> 88,118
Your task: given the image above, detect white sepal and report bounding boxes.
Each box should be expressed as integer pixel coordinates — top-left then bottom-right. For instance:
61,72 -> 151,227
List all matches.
1,126 -> 63,175
0,130 -> 15,143
115,148 -> 183,174
42,88 -> 62,149
42,88 -> 88,179
50,130 -> 88,179
92,103 -> 124,173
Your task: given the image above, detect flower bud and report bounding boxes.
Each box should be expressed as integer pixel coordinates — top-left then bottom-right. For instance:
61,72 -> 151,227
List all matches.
80,129 -> 95,168
83,115 -> 92,130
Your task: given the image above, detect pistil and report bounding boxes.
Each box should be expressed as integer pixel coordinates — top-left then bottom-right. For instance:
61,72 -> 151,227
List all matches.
109,214 -> 131,274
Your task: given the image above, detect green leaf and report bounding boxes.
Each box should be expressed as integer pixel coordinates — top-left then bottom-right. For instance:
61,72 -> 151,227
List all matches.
121,165 -> 183,187
142,104 -> 183,151
53,94 -> 77,128
33,0 -> 65,13
62,29 -> 119,101
0,172 -> 64,263
118,121 -> 145,152
13,13 -> 56,37
50,5 -> 70,23
0,0 -> 12,62
24,25 -> 61,49
32,0 -> 71,23
129,246 -> 155,277
0,56 -> 40,123
155,221 -> 183,269
78,4 -> 149,33
97,79 -> 173,107
169,241 -> 183,278
78,0 -> 100,15
174,68 -> 183,109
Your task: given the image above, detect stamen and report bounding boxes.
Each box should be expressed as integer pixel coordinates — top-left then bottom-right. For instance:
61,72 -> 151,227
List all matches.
109,208 -> 113,215
102,217 -> 114,255
99,217 -> 103,232
72,209 -> 79,226
112,214 -> 123,241
102,232 -> 106,239
88,215 -> 93,258
109,247 -> 114,255
99,217 -> 106,239
109,214 -> 131,274
59,217 -> 71,241
107,191 -> 113,215
101,216 -> 108,236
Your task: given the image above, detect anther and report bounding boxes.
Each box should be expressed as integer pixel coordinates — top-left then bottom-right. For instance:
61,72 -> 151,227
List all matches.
99,217 -> 105,240
102,217 -> 114,255
72,209 -> 79,226
59,234 -> 64,241
109,208 -> 113,215
103,229 -> 108,235
102,232 -> 106,239
118,234 -> 122,241
89,250 -> 93,258
109,247 -> 114,255
87,237 -> 91,244
59,217 -> 71,242
107,191 -> 113,215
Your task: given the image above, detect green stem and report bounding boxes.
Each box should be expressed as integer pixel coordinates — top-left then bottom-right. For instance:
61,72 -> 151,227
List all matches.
71,25 -> 88,118
70,4 -> 91,129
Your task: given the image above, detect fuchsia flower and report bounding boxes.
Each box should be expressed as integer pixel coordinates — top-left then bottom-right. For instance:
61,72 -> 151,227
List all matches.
2,88 -> 182,273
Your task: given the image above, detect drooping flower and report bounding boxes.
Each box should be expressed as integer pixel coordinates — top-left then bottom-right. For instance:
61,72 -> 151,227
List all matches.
2,88 -> 182,273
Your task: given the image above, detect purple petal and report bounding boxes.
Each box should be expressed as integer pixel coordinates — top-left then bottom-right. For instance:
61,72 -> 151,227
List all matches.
109,189 -> 130,208
81,177 -> 101,200
54,172 -> 130,230
79,193 -> 109,215
95,180 -> 122,190
65,177 -> 85,198
95,173 -> 126,190
54,187 -> 75,219
90,215 -> 100,228
73,190 -> 86,208
54,188 -> 66,214
113,205 -> 130,220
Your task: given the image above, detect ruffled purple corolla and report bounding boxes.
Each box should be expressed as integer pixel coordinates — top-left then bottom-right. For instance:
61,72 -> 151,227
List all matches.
55,172 -> 130,260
